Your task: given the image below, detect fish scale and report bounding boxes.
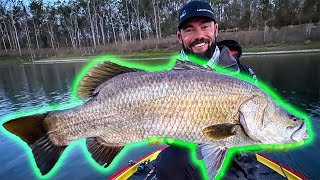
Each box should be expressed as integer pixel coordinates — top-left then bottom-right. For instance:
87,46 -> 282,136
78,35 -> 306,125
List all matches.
51,91 -> 249,146
99,93 -> 247,144
3,61 -> 309,178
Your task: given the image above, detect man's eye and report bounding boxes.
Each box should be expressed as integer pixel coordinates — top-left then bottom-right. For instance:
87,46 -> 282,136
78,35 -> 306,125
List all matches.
202,25 -> 210,29
184,28 -> 193,33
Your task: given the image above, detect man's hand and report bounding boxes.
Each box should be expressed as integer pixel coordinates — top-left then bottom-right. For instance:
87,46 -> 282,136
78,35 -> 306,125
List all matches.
147,137 -> 175,146
261,145 -> 288,153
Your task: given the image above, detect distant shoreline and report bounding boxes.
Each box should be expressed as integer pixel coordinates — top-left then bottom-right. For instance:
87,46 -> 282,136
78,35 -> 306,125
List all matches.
0,49 -> 319,65
242,49 -> 320,56
28,49 -> 320,64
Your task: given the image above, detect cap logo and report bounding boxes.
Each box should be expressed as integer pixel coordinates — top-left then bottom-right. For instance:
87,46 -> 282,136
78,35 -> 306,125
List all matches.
197,8 -> 214,15
180,10 -> 186,19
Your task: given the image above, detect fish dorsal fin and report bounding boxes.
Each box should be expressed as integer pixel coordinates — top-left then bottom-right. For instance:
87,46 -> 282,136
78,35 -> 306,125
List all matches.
77,60 -> 209,99
197,144 -> 228,180
202,123 -> 239,140
77,61 -> 139,99
173,60 -> 211,71
86,137 -> 124,168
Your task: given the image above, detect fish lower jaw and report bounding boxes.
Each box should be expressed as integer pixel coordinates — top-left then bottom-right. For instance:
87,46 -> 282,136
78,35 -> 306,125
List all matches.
291,123 -> 308,142
291,131 -> 308,142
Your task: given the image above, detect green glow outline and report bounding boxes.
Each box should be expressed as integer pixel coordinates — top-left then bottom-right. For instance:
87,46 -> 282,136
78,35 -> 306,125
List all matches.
0,53 -> 315,180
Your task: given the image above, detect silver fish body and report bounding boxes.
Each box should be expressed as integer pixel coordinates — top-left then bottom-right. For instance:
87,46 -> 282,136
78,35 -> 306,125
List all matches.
46,70 -> 255,145
3,61 -> 308,179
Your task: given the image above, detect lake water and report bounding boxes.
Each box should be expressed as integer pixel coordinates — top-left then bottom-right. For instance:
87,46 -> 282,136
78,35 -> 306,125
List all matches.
0,53 -> 319,179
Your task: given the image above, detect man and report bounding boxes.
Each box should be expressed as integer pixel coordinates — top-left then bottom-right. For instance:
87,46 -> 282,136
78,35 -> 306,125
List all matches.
176,1 -> 256,78
153,1 -> 258,180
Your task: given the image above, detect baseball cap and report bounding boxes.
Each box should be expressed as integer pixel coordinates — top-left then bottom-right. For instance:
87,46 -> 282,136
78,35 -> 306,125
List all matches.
178,1 -> 216,29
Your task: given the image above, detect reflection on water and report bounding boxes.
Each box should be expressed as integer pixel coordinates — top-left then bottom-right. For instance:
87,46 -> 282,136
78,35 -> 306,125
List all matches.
0,61 -> 163,180
0,53 -> 320,179
0,63 -> 83,117
242,53 -> 320,179
243,53 -> 320,104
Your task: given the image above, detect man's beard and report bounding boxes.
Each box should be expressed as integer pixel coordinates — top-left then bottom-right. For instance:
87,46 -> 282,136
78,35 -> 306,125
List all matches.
182,39 -> 217,60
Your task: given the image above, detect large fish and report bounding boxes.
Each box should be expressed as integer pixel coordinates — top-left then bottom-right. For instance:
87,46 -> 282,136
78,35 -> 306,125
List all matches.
3,60 -> 308,179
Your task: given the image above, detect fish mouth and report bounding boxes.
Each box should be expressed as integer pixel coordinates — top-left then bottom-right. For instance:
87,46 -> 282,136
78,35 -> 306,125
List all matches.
291,122 -> 308,142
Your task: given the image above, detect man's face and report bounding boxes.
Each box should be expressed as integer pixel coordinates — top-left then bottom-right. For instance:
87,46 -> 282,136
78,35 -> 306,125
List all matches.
177,17 -> 218,59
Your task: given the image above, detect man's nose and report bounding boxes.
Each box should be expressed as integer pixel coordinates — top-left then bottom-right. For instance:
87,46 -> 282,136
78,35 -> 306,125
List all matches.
192,27 -> 206,38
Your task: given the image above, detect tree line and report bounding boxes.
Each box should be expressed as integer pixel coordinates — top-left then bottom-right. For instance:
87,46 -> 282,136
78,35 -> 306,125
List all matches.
0,0 -> 319,54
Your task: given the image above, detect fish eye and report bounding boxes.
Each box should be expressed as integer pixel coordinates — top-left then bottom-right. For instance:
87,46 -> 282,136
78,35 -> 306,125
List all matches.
287,113 -> 296,120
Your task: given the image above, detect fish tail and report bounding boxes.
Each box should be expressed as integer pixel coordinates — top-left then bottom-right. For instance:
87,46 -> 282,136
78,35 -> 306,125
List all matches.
3,113 -> 67,175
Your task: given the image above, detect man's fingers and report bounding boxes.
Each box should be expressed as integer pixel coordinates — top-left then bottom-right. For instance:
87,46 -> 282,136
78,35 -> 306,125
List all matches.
148,137 -> 165,146
148,137 -> 175,146
164,138 -> 175,145
148,137 -> 158,146
262,145 -> 288,153
156,138 -> 164,146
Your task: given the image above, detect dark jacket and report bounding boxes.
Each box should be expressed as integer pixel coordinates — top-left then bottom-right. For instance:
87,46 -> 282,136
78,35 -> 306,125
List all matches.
217,40 -> 256,81
177,40 -> 257,81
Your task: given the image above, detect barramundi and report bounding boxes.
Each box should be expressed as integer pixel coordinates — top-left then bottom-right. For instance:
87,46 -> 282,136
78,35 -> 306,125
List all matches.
3,60 -> 308,179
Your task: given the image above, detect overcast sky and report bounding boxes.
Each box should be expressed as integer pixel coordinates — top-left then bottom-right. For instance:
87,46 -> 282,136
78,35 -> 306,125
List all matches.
22,0 -> 69,6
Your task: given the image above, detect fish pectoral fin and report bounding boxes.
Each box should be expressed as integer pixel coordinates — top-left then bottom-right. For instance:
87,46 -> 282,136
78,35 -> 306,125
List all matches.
197,144 -> 229,180
3,113 -> 66,175
86,137 -> 124,168
202,123 -> 239,140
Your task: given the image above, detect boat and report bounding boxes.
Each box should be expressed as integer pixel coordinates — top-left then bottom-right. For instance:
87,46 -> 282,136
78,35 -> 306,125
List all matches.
256,153 -> 309,180
108,147 -> 167,180
108,146 -> 309,180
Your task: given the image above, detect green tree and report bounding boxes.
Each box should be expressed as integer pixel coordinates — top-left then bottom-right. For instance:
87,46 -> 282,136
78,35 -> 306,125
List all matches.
303,0 -> 320,23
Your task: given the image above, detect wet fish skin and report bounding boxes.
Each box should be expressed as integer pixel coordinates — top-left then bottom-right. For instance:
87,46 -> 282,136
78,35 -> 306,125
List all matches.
48,69 -> 303,147
45,70 -> 256,146
3,61 -> 308,179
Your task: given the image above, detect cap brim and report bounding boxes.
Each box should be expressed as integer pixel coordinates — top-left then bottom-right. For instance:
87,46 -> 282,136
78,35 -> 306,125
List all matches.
178,16 -> 216,29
